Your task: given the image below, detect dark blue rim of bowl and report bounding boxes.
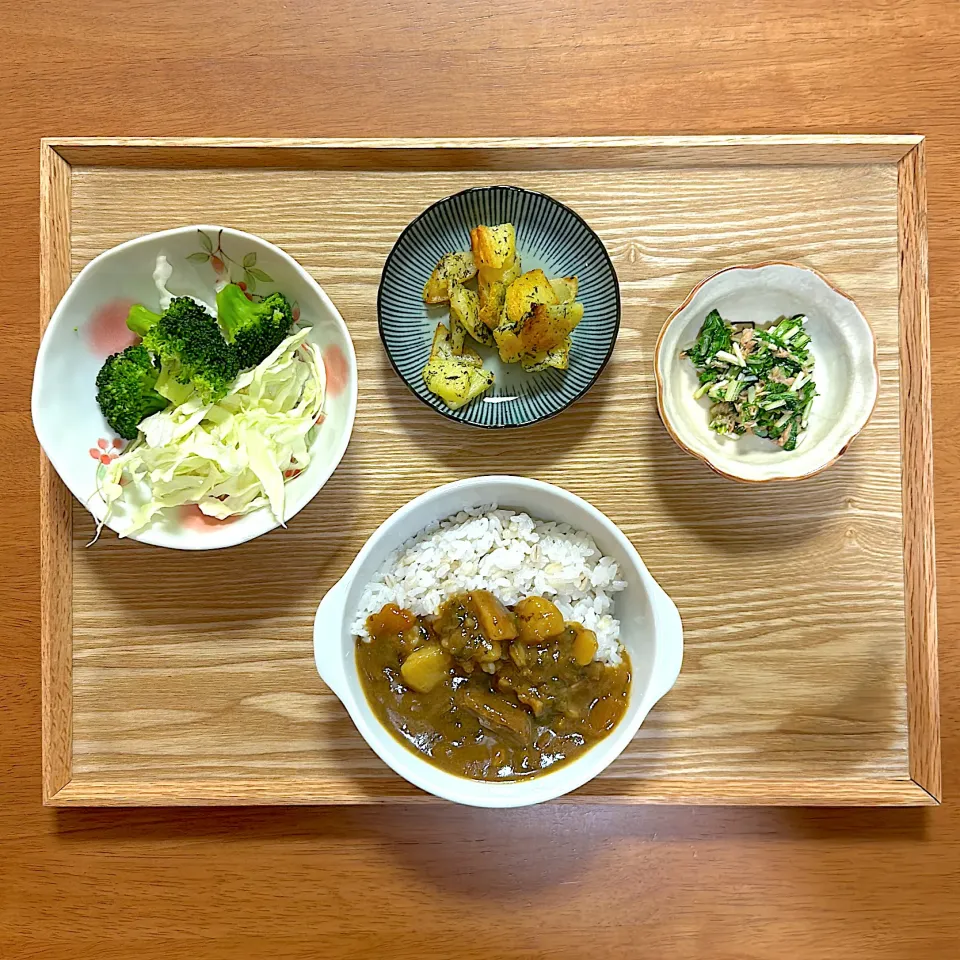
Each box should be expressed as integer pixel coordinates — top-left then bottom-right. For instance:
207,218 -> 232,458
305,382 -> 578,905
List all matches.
376,184 -> 622,430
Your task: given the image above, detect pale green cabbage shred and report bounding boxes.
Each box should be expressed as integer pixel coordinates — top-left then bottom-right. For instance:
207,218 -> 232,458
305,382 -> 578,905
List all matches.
99,327 -> 326,537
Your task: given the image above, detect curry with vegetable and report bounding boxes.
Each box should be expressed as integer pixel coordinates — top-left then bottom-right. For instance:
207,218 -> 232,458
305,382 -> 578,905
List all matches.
356,590 -> 631,781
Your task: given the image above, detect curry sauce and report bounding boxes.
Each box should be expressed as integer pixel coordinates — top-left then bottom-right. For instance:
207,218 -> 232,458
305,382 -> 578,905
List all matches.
356,590 -> 631,781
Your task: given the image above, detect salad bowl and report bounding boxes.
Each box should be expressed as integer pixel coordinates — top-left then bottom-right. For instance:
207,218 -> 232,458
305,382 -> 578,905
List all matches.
32,225 -> 357,549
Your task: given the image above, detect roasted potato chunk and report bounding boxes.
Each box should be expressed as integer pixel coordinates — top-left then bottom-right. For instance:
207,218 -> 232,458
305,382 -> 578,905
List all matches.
423,251 -> 477,304
423,356 -> 494,409
431,320 -> 481,366
481,254 -> 522,289
478,276 -> 507,330
450,283 -> 494,346
517,300 -> 584,355
521,336 -> 571,372
505,269 -> 559,325
470,223 -> 516,270
501,256 -> 522,286
493,313 -> 524,363
449,315 -> 467,356
430,321 -> 454,359
549,276 -> 578,303
458,342 -> 484,367
420,224 -> 584,394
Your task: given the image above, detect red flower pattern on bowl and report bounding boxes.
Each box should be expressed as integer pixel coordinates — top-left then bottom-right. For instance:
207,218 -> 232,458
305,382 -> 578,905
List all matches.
322,345 -> 349,398
86,299 -> 139,357
89,437 -> 124,465
34,225 -> 356,549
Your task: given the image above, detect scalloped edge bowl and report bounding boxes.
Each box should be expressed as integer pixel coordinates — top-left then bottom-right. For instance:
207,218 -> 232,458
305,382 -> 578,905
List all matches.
655,262 -> 879,483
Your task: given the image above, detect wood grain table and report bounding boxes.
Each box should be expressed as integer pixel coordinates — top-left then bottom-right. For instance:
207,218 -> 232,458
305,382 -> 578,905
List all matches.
2,1 -> 958,957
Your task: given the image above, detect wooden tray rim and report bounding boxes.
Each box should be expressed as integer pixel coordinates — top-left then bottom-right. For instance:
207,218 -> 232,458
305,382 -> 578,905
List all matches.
38,135 -> 939,807
44,133 -> 924,170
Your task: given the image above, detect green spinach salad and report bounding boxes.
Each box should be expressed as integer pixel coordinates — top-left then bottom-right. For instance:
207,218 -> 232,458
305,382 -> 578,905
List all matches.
681,310 -> 817,451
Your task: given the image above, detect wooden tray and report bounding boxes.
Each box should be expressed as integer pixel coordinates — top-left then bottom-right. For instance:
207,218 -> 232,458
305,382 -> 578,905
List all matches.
39,136 -> 939,806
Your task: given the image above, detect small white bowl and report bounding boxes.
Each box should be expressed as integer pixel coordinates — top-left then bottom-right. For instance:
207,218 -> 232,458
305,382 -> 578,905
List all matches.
655,262 -> 879,483
32,225 -> 357,549
313,476 -> 683,807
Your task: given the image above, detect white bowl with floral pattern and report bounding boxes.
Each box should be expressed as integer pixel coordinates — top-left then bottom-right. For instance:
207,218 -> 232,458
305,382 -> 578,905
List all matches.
32,225 -> 357,549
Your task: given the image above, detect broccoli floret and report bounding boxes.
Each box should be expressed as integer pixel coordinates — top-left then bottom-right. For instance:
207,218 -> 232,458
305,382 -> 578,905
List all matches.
141,297 -> 239,404
95,344 -> 168,440
126,303 -> 161,338
216,283 -> 294,369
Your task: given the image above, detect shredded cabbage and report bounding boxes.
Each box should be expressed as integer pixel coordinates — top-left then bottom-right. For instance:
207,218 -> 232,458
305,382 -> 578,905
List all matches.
98,326 -> 326,538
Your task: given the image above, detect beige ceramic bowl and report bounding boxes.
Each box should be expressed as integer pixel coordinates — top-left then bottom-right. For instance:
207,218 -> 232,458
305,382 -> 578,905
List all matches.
655,262 -> 879,483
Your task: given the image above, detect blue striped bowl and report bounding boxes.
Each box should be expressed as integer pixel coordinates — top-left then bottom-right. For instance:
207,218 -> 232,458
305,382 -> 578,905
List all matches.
378,185 -> 620,428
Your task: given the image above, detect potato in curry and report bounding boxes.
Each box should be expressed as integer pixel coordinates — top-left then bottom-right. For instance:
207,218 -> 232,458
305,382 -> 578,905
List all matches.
356,590 -> 631,781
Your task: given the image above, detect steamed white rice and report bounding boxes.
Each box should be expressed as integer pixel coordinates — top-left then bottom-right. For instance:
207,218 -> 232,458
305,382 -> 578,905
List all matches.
352,507 -> 627,665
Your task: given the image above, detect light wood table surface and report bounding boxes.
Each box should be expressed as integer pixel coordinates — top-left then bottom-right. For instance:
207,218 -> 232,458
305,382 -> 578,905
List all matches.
2,2 -> 958,957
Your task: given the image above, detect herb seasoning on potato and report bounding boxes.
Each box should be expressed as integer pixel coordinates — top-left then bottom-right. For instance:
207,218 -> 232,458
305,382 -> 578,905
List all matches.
420,222 -> 586,409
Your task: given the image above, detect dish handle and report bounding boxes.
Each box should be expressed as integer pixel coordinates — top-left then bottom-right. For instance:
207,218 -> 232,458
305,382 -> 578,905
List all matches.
313,576 -> 351,702
647,587 -> 684,705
